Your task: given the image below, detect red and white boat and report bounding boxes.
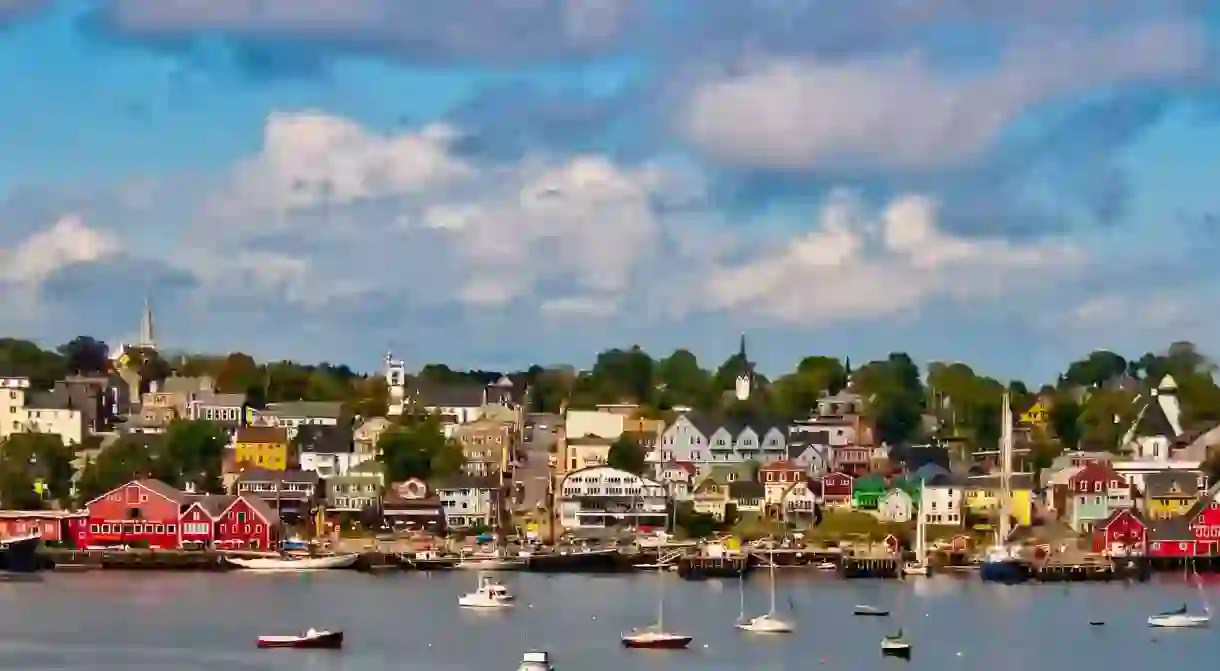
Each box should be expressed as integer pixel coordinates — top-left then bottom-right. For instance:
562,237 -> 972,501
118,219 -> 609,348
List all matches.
620,629 -> 693,649
256,628 -> 343,649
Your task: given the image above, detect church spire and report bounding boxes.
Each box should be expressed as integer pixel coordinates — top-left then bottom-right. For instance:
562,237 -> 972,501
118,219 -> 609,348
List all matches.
138,295 -> 156,350
739,332 -> 747,360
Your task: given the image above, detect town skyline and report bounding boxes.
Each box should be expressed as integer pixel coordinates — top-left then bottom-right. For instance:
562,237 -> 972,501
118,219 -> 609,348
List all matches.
1,3 -> 1218,384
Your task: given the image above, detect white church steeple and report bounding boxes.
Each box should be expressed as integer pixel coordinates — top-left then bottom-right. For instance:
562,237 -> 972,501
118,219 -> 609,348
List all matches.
385,351 -> 407,416
734,332 -> 752,401
138,295 -> 156,350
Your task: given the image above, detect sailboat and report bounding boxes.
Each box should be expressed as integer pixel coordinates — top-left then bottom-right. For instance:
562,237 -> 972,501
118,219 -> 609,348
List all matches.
225,487 -> 357,571
456,486 -> 526,570
736,548 -> 794,633
621,566 -> 692,649
903,503 -> 929,576
1148,561 -> 1210,627
980,392 -> 1028,583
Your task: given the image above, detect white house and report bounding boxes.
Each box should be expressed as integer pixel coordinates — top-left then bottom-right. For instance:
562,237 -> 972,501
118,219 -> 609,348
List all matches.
651,413 -> 788,476
557,466 -> 668,530
919,473 -> 963,526
785,442 -> 829,476
432,475 -> 497,528
655,462 -> 696,500
1122,375 -> 1183,460
0,376 -> 86,446
780,480 -> 821,522
878,488 -> 914,523
247,401 -> 343,440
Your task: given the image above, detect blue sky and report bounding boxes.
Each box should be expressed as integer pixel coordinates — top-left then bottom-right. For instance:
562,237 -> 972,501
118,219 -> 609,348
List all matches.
1,0 -> 1219,384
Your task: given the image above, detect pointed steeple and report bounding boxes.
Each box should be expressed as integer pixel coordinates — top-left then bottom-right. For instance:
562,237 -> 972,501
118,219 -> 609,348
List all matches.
138,295 -> 156,350
739,332 -> 747,360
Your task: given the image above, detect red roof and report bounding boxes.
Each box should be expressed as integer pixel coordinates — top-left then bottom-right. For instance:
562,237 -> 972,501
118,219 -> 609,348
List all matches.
83,478 -> 189,509
661,461 -> 696,474
1070,462 -> 1118,485
1096,507 -> 1145,530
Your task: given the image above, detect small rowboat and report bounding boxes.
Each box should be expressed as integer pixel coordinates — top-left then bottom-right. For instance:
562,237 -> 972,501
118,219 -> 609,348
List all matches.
256,628 -> 343,649
853,604 -> 890,617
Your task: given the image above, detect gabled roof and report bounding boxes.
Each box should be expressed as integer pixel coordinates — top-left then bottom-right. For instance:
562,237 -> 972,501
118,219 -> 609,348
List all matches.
294,425 -> 353,454
1132,398 -> 1177,439
853,474 -> 886,491
728,480 -> 764,499
1147,515 -> 1194,541
263,401 -> 345,418
910,463 -> 951,483
672,412 -> 784,442
759,459 -> 803,472
1097,507 -> 1145,530
1144,471 -> 1199,499
221,493 -> 278,524
1182,483 -> 1220,525
137,479 -> 190,504
182,494 -> 234,518
235,468 -> 320,485
784,479 -> 820,498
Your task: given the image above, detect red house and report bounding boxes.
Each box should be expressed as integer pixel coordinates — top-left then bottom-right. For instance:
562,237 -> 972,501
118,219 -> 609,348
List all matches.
1092,508 -> 1147,554
213,494 -> 277,550
1147,517 -> 1197,558
818,472 -> 854,506
0,511 -> 86,544
178,496 -> 230,549
84,479 -> 186,549
1185,488 -> 1220,556
832,446 -> 872,477
178,493 -> 278,550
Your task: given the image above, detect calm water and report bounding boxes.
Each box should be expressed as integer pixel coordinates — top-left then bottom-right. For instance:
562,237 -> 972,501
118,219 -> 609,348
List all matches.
0,570 -> 1216,670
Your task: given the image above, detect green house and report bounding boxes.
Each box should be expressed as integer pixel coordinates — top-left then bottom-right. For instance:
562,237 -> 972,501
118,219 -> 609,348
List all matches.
852,474 -> 886,509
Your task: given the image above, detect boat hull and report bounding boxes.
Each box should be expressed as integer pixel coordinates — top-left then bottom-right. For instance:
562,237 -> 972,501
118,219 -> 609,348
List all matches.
0,534 -> 45,573
881,643 -> 910,659
620,635 -> 692,649
979,559 -> 1029,584
227,554 -> 359,571
454,558 -> 526,571
410,559 -> 458,570
1148,614 -> 1209,628
256,632 -> 343,649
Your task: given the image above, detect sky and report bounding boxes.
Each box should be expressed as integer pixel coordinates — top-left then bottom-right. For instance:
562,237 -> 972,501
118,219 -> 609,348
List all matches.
1,1 -> 1219,383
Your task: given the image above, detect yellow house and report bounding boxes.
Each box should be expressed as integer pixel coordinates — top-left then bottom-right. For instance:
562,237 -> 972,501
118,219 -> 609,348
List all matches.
963,474 -> 1033,527
235,426 -> 291,470
1019,398 -> 1050,428
1144,471 -> 1199,520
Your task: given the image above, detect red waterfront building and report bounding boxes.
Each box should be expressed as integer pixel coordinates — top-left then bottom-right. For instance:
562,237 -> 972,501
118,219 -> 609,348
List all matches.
1092,508 -> 1147,554
84,479 -> 187,549
87,479 -> 280,550
1145,484 -> 1220,558
0,511 -> 87,545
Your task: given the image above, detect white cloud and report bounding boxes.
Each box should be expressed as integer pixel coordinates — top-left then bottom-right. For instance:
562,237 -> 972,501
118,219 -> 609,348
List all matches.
0,214 -> 119,286
679,23 -> 1204,171
696,190 -> 1083,323
224,112 -> 474,213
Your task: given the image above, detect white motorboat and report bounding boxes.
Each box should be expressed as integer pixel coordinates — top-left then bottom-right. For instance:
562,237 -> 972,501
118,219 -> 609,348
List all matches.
1148,604 -> 1209,628
459,574 -> 515,608
517,651 -> 553,671
735,546 -> 794,633
226,553 -> 359,571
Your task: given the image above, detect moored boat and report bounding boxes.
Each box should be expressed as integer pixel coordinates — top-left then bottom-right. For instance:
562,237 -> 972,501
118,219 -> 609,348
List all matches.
853,604 -> 890,617
256,628 -> 343,649
1147,604 -> 1209,628
226,553 -> 359,571
880,629 -> 910,659
458,573 -> 515,608
0,533 -> 44,573
620,629 -> 693,649
517,650 -> 553,671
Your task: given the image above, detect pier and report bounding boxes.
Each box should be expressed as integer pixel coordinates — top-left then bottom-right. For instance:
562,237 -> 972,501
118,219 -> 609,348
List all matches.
841,555 -> 899,579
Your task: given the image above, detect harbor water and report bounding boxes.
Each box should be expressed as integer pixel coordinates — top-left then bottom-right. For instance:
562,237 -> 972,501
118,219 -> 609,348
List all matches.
0,571 -> 1216,670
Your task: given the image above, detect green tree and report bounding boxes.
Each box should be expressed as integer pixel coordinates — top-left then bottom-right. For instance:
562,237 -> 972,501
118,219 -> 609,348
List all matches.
1077,389 -> 1137,451
0,433 -> 75,508
75,436 -> 159,505
1048,397 -> 1083,449
607,436 -> 646,475
1062,350 -> 1128,388
771,356 -> 846,418
656,349 -> 712,409
57,336 -> 110,375
854,353 -> 925,445
0,338 -> 67,390
162,419 -> 228,492
377,413 -> 465,482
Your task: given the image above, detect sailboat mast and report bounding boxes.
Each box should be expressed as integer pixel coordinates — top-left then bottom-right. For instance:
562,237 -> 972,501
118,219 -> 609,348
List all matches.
656,570 -> 665,628
998,392 -> 1012,545
768,549 -> 777,614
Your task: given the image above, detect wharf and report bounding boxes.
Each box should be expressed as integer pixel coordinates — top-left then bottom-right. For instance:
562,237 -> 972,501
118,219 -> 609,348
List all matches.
40,548 -> 382,571
1033,554 -> 1148,582
841,555 -> 899,579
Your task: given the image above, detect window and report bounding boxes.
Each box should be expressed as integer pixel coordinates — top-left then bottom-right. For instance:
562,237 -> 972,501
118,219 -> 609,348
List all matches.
236,511 -> 246,523
155,524 -> 164,533
220,524 -> 226,533
1093,481 -> 1101,492
90,524 -> 99,533
167,524 -> 176,534
245,524 -> 251,533
255,524 -> 263,532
